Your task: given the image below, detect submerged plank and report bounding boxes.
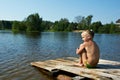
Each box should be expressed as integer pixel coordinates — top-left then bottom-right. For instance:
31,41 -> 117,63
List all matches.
31,57 -> 120,80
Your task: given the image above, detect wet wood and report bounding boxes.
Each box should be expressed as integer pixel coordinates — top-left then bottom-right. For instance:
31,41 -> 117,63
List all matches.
31,57 -> 120,80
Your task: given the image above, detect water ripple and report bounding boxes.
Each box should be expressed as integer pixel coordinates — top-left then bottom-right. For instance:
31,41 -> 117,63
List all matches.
0,32 -> 120,80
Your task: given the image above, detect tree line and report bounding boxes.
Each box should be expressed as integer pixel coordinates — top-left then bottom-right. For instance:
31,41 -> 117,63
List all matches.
0,13 -> 120,33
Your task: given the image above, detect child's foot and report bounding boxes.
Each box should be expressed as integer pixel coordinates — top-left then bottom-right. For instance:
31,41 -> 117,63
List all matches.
74,63 -> 84,67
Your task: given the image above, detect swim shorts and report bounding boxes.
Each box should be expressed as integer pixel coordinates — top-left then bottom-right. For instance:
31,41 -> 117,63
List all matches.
85,61 -> 96,68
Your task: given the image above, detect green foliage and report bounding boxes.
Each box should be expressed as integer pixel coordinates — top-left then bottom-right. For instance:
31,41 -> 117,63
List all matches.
12,21 -> 20,33
1,13 -> 120,34
67,22 -> 76,31
75,15 -> 93,30
90,21 -> 102,33
98,22 -> 120,34
41,21 -> 53,31
12,21 -> 26,33
85,15 -> 93,28
25,13 -> 42,32
52,18 -> 70,31
0,20 -> 12,30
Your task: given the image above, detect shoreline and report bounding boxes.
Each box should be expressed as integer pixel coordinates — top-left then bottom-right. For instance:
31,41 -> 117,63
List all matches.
73,30 -> 84,32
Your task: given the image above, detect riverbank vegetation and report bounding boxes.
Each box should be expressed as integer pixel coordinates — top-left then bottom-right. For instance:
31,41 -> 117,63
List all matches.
0,13 -> 120,34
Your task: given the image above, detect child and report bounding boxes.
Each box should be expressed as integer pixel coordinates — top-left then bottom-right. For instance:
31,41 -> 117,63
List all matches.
76,30 -> 100,68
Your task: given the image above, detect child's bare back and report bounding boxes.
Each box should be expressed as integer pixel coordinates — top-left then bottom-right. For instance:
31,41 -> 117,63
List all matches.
84,40 -> 100,66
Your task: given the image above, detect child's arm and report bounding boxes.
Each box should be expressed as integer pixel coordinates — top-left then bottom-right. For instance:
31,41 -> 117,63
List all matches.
76,43 -> 85,54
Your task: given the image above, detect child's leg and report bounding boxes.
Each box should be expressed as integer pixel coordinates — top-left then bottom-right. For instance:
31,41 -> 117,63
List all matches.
81,51 -> 88,66
78,54 -> 83,66
79,56 -> 82,64
76,51 -> 86,66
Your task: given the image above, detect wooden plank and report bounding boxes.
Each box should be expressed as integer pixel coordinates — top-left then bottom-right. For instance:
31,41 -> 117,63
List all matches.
31,57 -> 120,80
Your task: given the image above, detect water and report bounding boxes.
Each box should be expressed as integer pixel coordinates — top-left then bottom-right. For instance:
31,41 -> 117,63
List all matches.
0,31 -> 120,80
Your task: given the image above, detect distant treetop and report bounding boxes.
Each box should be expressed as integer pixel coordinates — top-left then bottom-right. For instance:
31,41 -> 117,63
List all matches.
116,19 -> 120,23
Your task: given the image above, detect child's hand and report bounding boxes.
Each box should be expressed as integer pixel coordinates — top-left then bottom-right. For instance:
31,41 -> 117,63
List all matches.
76,48 -> 79,54
76,43 -> 85,54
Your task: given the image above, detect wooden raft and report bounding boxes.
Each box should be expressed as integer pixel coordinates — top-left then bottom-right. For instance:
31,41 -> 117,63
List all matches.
31,57 -> 120,80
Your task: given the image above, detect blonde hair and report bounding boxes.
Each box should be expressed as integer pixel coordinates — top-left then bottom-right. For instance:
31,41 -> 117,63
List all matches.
82,30 -> 94,38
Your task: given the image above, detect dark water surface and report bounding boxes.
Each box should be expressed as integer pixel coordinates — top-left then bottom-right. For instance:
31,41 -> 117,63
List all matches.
0,31 -> 120,80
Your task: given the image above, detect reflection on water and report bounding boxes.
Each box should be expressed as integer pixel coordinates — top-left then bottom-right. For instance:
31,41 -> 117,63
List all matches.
0,31 -> 120,80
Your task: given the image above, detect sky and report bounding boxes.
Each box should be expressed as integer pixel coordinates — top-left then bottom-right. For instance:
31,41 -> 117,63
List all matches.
0,0 -> 120,24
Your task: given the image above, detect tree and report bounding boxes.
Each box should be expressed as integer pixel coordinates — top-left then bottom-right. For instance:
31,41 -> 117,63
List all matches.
116,19 -> 120,23
86,15 -> 93,29
12,21 -> 26,33
0,20 -> 12,29
12,21 -> 20,32
74,16 -> 83,23
79,17 -> 87,29
41,21 -> 53,31
52,18 -> 69,31
25,13 -> 42,32
74,16 -> 85,29
90,21 -> 102,33
67,22 -> 75,31
0,21 -> 3,29
59,18 -> 69,31
109,22 -> 115,33
74,15 -> 93,30
99,24 -> 111,33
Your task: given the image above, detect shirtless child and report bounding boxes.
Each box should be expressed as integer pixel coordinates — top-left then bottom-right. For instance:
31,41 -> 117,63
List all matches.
76,30 -> 100,68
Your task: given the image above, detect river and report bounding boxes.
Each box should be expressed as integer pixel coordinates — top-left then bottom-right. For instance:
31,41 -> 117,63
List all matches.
0,31 -> 120,80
